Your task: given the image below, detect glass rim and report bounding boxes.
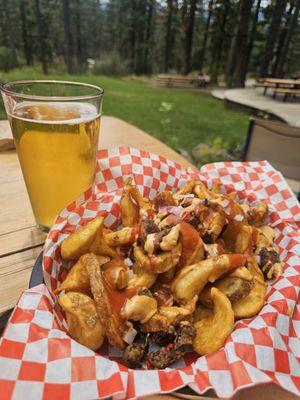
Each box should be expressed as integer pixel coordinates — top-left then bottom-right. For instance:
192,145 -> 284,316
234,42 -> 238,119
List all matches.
0,79 -> 104,101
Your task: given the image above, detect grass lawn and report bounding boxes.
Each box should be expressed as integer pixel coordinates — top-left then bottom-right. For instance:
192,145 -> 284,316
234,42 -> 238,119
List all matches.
0,67 -> 249,157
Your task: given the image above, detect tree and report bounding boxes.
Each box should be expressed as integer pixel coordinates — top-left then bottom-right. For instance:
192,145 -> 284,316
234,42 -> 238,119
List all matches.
259,0 -> 287,77
182,0 -> 197,75
198,0 -> 214,71
274,0 -> 300,76
210,0 -> 230,83
272,1 -> 299,76
164,0 -> 175,72
244,0 -> 261,76
144,0 -> 155,74
62,0 -> 73,74
232,0 -> 253,87
20,0 -> 33,65
75,0 -> 83,66
35,0 -> 47,73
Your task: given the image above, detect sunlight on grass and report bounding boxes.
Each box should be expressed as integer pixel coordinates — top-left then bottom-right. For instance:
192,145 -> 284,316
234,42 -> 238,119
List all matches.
0,67 -> 249,153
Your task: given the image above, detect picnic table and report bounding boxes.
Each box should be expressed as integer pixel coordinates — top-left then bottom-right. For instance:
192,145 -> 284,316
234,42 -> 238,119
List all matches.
0,116 -> 297,400
256,78 -> 300,99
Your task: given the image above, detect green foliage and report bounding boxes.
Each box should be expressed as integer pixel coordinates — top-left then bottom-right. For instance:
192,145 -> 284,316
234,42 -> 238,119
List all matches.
0,0 -> 298,85
0,47 -> 13,71
0,68 -> 249,154
93,53 -> 130,77
191,136 -> 244,166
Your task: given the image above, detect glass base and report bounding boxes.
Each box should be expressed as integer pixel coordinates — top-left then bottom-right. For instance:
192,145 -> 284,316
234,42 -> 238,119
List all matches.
37,224 -> 50,233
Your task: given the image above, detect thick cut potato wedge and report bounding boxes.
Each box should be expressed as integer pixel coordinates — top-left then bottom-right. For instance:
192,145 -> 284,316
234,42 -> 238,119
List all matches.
223,223 -> 252,253
248,200 -> 268,226
172,254 -> 246,304
198,276 -> 253,307
134,242 -> 182,274
54,254 -> 109,294
178,222 -> 205,269
121,295 -> 158,323
141,296 -> 197,333
193,305 -> 214,322
193,288 -> 234,355
153,190 -> 177,210
104,227 -> 137,247
58,291 -> 105,350
174,180 -> 195,198
127,267 -> 157,289
61,216 -> 104,260
89,227 -> 118,258
87,253 -> 126,349
232,259 -> 266,319
120,180 -> 139,227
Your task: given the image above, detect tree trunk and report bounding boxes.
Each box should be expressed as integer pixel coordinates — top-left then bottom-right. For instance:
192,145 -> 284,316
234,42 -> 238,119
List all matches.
233,0 -> 253,87
129,0 -> 136,72
226,23 -> 238,86
20,0 -> 33,66
144,0 -> 155,74
75,0 -> 83,66
35,0 -> 47,74
244,0 -> 261,76
272,2 -> 295,76
259,0 -> 287,77
182,0 -> 197,75
62,0 -> 73,74
212,0 -> 229,83
199,0 -> 214,71
164,0 -> 174,73
274,0 -> 300,77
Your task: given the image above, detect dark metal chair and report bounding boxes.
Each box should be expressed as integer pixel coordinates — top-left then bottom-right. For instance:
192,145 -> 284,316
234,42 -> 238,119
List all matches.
243,118 -> 300,200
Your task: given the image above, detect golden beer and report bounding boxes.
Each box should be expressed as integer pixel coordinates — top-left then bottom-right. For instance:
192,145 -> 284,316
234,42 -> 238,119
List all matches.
8,102 -> 100,229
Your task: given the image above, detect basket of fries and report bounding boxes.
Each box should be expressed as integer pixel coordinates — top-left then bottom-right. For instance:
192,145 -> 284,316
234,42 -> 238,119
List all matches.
1,147 -> 299,399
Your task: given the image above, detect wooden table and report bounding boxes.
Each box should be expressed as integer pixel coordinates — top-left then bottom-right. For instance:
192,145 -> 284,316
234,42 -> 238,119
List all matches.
262,78 -> 300,97
264,78 -> 300,86
0,116 -> 297,400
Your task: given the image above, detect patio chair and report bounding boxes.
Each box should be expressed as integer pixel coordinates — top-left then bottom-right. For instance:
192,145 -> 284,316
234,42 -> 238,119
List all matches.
243,118 -> 300,200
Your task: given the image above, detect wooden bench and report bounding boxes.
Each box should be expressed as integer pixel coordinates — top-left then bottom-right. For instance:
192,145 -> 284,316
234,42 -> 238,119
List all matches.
273,88 -> 300,101
157,74 -> 195,88
254,81 -> 276,95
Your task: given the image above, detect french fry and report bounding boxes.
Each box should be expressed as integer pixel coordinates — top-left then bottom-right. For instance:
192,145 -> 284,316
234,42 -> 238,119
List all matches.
153,191 -> 177,210
89,227 -> 118,258
134,242 -> 182,274
121,295 -> 158,323
193,288 -> 234,355
87,253 -> 126,349
58,291 -> 105,351
141,296 -> 197,333
232,258 -> 266,319
61,216 -> 104,260
172,254 -> 246,304
198,276 -> 253,308
193,305 -> 213,322
248,200 -> 269,226
54,253 -> 110,294
104,227 -> 137,247
120,179 -> 139,227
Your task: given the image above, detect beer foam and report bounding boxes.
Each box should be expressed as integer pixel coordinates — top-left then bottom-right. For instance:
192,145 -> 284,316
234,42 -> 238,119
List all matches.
10,102 -> 99,124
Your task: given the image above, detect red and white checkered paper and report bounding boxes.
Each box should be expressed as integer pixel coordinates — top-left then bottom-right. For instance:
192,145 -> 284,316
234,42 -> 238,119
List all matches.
1,147 -> 300,400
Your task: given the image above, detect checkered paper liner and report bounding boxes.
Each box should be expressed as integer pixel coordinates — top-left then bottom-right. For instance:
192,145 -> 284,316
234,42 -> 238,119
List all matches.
1,147 -> 300,400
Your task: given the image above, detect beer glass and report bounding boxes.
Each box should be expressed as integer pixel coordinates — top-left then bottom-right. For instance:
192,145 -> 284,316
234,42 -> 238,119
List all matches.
1,80 -> 104,231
